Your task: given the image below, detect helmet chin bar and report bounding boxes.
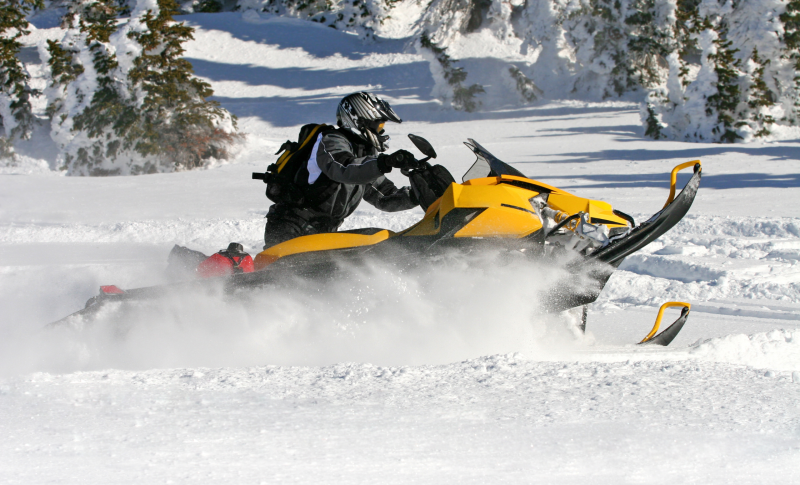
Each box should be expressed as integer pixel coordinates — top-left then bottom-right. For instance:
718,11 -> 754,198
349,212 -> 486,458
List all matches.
379,134 -> 390,151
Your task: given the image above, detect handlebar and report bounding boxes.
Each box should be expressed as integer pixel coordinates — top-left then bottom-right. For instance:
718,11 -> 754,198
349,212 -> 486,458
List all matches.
401,156 -> 433,177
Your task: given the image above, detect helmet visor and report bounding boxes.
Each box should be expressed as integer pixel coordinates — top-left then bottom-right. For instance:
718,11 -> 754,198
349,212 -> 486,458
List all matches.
375,99 -> 401,123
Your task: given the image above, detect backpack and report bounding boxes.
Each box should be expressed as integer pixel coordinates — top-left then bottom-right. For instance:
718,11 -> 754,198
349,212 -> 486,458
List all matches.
262,123 -> 337,206
196,243 -> 254,278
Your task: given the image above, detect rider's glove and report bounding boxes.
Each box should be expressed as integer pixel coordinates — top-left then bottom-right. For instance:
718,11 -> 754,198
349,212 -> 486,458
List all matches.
377,149 -> 420,172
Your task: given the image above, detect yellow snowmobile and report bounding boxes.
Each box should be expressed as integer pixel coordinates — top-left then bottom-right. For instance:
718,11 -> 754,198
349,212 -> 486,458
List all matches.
56,136 -> 701,345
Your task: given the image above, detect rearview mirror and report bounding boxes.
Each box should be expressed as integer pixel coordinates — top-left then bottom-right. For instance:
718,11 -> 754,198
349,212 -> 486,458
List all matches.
408,134 -> 437,159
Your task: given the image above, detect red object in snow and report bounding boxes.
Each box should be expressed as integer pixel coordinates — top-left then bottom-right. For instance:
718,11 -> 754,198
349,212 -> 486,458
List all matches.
100,285 -> 125,294
196,252 -> 254,278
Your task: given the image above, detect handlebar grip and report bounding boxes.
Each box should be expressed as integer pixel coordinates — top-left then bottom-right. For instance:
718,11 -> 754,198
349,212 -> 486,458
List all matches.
252,172 -> 267,181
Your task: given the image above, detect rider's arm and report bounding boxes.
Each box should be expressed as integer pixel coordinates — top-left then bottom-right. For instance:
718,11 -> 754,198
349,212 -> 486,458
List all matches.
364,176 -> 418,212
313,132 -> 386,185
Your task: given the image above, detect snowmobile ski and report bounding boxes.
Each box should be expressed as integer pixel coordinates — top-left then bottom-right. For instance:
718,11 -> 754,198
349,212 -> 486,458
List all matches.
638,302 -> 691,346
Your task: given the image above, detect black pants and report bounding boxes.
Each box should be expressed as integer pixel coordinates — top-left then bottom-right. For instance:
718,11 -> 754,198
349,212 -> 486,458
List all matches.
263,205 -> 340,249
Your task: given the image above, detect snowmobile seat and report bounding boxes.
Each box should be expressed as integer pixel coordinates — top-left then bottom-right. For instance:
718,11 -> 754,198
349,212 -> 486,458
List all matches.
254,229 -> 395,270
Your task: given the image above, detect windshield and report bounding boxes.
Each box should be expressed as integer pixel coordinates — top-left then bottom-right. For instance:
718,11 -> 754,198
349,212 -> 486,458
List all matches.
462,139 -> 526,182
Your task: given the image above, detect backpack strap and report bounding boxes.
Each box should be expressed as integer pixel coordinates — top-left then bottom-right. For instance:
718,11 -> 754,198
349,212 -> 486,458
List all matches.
274,124 -> 331,174
274,140 -> 298,155
219,243 -> 250,274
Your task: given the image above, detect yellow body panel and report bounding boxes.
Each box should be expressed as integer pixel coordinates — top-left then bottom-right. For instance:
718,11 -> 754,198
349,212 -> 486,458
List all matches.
404,181 -> 543,237
402,176 -> 625,238
454,207 -> 542,238
547,193 -> 626,226
254,229 -> 394,270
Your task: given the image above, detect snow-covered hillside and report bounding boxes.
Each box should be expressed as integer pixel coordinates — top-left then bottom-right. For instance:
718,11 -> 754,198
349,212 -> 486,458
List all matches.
1,12 -> 799,484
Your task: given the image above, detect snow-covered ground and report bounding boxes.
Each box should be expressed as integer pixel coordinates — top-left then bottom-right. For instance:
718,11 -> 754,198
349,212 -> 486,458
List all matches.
1,12 -> 799,483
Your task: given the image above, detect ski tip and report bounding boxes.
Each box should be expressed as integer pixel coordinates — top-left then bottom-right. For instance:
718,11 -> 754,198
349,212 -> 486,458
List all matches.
639,302 -> 691,346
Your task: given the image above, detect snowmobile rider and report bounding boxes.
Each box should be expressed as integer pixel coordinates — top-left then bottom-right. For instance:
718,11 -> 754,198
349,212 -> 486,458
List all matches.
263,92 -> 423,248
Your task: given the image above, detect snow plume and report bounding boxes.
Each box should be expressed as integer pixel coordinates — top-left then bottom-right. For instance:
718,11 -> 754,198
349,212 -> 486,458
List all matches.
0,249 -> 590,375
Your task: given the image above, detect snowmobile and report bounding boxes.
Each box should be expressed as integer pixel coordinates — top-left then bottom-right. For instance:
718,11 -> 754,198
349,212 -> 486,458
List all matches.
52,135 -> 701,345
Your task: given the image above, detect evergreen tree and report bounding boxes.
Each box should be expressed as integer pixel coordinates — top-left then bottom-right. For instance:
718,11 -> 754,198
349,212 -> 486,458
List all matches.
508,66 -> 543,103
419,32 -> 484,112
743,48 -> 776,138
45,0 -> 242,175
46,0 -> 131,174
625,0 -> 677,89
0,0 -> 42,158
125,0 -> 241,172
560,0 -> 629,98
559,0 -> 676,98
643,99 -> 666,139
67,0 -> 130,173
705,21 -> 743,143
674,0 -> 701,57
592,0 -> 630,96
780,0 -> 800,123
240,0 -> 397,39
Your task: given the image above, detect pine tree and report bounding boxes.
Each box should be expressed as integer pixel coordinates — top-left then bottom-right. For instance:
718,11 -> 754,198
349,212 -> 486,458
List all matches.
592,0 -> 630,96
0,0 -> 42,158
559,0 -> 628,98
508,66 -> 543,103
643,101 -> 666,139
243,0 -> 397,39
419,32 -> 484,112
46,0 -> 242,175
744,48 -> 776,138
674,0 -> 701,56
125,0 -> 242,171
625,0 -> 676,89
67,0 -> 131,172
705,21 -> 743,143
780,0 -> 800,123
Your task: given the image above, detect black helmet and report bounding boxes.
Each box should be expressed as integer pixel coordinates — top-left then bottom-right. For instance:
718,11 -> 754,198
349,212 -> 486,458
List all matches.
336,92 -> 402,152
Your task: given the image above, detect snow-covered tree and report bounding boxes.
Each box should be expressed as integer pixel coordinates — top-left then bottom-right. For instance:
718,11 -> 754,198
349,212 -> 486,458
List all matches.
419,0 -> 489,44
563,0 -> 632,98
45,0 -> 242,175
0,0 -> 42,159
625,0 -> 678,89
505,0 -> 678,100
508,65 -> 544,103
641,0 -> 794,142
418,32 -> 484,112
124,0 -> 242,172
704,21 -> 743,143
237,0 -> 398,39
741,49 -> 776,138
46,0 -> 131,173
780,0 -> 800,124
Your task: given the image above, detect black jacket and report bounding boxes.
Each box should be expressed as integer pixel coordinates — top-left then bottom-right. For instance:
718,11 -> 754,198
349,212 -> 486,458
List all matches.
267,128 -> 417,231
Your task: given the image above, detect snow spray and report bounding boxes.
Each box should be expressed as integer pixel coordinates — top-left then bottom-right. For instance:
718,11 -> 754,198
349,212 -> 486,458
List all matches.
0,247 -> 598,375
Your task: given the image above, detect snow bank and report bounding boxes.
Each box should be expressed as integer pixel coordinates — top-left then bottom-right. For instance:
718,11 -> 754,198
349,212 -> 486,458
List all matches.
690,329 -> 800,371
